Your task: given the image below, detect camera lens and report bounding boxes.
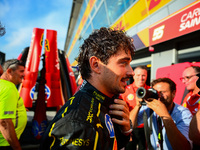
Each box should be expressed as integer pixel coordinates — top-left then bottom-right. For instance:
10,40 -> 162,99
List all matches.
138,89 -> 144,96
136,87 -> 146,99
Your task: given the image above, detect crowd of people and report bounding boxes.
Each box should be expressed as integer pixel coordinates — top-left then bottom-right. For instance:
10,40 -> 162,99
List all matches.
0,27 -> 200,150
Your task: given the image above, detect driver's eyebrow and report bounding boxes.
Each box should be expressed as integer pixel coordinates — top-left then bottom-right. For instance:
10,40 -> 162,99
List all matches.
118,57 -> 131,62
160,90 -> 167,93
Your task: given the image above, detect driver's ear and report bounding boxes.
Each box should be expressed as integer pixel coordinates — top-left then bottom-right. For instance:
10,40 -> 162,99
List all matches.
89,56 -> 101,74
6,68 -> 12,74
172,90 -> 176,99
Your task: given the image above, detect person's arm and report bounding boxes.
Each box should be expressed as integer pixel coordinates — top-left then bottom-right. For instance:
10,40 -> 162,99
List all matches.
162,116 -> 191,150
146,100 -> 191,150
189,109 -> 200,145
0,118 -> 21,150
129,99 -> 142,128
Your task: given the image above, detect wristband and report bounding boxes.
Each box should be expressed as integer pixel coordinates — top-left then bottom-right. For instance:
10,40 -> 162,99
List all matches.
122,128 -> 133,134
122,120 -> 133,135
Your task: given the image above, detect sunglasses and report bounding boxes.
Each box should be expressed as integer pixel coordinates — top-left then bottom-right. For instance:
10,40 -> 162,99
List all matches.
7,60 -> 23,69
180,74 -> 197,81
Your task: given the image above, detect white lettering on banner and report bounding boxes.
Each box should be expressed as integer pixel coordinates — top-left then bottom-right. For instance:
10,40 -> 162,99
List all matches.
152,25 -> 165,41
179,7 -> 200,31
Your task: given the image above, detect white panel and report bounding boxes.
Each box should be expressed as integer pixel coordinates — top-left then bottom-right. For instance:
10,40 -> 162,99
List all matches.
168,0 -> 196,14
149,7 -> 169,26
151,50 -> 177,80
136,19 -> 151,31
127,26 -> 137,36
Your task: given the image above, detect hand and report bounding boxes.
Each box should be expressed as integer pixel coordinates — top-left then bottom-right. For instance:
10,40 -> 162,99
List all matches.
109,99 -> 131,132
145,99 -> 171,119
135,96 -> 142,107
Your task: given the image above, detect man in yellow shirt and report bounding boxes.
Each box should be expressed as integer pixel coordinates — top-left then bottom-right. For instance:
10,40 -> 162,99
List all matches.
0,59 -> 27,150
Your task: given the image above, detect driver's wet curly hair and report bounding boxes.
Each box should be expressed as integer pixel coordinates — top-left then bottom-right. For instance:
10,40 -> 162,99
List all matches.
78,27 -> 135,80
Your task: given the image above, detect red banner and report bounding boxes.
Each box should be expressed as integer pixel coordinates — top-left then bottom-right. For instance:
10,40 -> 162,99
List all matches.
19,28 -> 44,107
149,1 -> 200,46
45,29 -> 65,107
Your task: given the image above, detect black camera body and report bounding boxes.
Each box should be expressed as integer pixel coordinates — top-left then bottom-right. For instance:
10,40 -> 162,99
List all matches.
136,87 -> 159,105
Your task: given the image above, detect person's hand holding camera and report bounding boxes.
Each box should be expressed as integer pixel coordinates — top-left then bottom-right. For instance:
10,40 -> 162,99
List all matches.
145,98 -> 171,119
135,94 -> 143,108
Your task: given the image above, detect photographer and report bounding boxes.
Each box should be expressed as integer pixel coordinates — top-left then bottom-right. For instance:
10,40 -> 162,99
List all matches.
130,78 -> 192,150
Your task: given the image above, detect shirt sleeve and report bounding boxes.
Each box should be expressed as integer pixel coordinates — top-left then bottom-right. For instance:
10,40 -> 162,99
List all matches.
173,107 -> 193,146
0,87 -> 18,119
43,114 -> 97,149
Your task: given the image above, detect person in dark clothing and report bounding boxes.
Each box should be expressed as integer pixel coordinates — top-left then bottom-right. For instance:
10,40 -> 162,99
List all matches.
40,27 -> 135,150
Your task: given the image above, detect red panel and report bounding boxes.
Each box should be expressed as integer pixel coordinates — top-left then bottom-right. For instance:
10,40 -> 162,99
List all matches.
45,29 -> 65,107
19,28 -> 44,107
156,62 -> 200,104
150,1 -> 200,45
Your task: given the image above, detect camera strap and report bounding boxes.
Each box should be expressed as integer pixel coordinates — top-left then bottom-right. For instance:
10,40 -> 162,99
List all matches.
157,103 -> 175,150
143,109 -> 154,150
157,116 -> 163,150
143,103 -> 175,150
